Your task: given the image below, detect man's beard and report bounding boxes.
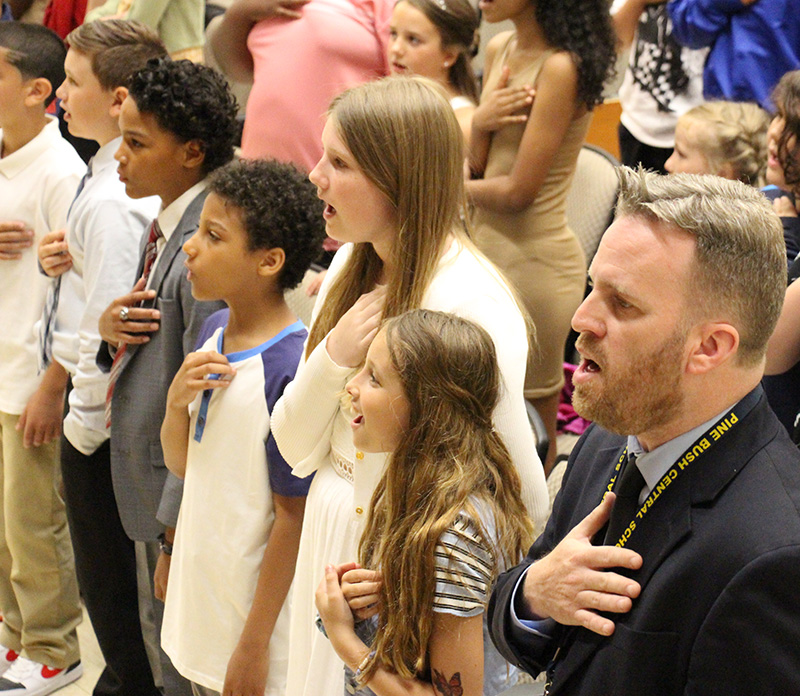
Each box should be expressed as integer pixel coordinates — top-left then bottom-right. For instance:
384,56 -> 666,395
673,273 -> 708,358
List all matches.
573,329 -> 686,437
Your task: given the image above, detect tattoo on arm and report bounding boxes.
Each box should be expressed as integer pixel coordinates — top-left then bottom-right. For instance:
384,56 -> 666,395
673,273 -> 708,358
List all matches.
432,669 -> 463,696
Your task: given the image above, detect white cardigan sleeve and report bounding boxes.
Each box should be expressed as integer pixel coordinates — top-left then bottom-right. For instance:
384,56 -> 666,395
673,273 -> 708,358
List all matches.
271,246 -> 355,478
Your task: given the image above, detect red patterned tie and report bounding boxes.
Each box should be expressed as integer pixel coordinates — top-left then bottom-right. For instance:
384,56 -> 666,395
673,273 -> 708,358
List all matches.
104,220 -> 164,427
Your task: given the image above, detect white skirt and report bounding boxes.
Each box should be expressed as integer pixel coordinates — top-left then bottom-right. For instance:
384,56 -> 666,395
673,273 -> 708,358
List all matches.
285,457 -> 366,696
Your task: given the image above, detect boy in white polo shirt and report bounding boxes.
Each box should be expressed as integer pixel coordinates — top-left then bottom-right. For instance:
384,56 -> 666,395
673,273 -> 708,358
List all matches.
0,21 -> 84,696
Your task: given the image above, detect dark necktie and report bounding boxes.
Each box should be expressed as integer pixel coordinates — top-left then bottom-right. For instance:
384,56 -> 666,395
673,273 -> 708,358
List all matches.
604,453 -> 646,546
38,162 -> 93,371
104,219 -> 164,427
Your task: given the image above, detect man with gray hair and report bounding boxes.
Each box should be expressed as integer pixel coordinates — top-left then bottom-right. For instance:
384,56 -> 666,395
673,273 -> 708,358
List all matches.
489,167 -> 800,695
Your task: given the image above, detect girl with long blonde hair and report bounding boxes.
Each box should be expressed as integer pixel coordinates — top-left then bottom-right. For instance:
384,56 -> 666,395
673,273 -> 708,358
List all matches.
271,76 -> 548,696
316,309 -> 534,695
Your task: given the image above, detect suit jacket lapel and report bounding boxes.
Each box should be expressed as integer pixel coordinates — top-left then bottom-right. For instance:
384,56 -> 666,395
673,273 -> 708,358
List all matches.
124,190 -> 208,363
552,390 -> 773,691
612,390 -> 773,592
547,442 -> 636,691
148,191 -> 208,297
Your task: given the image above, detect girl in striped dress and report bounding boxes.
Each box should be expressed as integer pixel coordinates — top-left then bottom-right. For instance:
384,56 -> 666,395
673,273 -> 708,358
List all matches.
315,309 -> 534,696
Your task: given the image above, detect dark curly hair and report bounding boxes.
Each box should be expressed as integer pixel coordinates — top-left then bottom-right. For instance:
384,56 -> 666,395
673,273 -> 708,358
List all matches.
536,0 -> 616,108
128,58 -> 237,175
772,70 -> 800,190
208,159 -> 325,290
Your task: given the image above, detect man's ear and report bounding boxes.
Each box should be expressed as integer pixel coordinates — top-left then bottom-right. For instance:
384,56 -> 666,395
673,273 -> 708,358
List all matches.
109,86 -> 128,118
685,322 -> 740,374
257,247 -> 286,278
24,77 -> 52,107
182,139 -> 206,171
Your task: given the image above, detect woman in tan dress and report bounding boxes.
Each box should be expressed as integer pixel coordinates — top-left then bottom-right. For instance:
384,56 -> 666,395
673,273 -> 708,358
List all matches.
466,0 -> 615,473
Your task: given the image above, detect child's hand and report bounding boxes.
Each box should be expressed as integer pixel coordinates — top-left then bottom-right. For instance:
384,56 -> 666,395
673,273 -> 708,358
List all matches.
316,564 -> 357,635
326,285 -> 386,368
0,221 -> 34,260
223,642 -> 269,696
98,278 -> 160,347
17,381 -> 63,448
342,567 -> 383,621
38,229 -> 73,277
167,351 -> 235,411
472,65 -> 535,134
774,195 -> 799,218
153,537 -> 172,602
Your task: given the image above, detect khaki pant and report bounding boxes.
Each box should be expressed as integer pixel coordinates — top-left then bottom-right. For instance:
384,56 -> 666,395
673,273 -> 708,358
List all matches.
0,412 -> 81,667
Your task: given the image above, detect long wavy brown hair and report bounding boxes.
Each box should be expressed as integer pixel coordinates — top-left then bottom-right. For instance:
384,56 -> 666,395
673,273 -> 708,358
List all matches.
305,77 -> 467,358
357,310 -> 534,683
772,70 -> 800,190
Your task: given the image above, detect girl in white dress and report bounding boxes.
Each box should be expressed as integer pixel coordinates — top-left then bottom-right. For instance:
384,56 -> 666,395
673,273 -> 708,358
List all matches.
271,76 -> 549,696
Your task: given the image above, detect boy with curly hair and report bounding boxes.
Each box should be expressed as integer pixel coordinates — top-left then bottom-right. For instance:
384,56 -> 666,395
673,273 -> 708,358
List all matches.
96,57 -> 238,696
160,158 -> 324,696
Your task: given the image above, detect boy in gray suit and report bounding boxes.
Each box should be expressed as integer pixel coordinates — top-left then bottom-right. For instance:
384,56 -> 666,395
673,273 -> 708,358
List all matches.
96,58 -> 238,696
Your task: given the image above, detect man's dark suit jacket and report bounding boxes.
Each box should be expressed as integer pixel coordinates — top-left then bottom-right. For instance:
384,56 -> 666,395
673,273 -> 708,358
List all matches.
98,190 -> 225,541
489,389 -> 800,695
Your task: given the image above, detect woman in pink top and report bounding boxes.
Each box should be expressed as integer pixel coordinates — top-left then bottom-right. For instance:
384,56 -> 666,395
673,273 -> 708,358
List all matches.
210,0 -> 392,173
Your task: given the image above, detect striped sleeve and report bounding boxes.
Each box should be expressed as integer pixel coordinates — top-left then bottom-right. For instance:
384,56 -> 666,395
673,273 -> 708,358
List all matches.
432,514 -> 495,617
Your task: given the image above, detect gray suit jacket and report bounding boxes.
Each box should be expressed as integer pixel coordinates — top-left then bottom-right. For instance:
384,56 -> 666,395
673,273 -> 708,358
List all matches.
98,190 -> 225,541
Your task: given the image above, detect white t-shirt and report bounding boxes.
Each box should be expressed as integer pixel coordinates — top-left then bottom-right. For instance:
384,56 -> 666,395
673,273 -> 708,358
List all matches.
0,118 -> 84,414
612,0 -> 707,148
162,310 -> 309,694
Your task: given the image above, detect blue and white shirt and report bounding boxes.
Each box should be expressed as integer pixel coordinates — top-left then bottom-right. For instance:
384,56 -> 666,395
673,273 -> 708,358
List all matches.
162,309 -> 311,693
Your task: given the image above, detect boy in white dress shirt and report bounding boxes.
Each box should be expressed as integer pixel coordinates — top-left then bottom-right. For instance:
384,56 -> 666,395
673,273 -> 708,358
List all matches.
0,21 -> 84,696
36,20 -> 168,696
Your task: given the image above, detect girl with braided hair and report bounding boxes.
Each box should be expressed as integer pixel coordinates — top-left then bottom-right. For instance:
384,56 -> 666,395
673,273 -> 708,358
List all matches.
665,100 -> 771,186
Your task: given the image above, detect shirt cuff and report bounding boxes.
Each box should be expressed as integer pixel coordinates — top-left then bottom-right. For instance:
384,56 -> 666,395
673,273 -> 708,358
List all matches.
63,416 -> 108,456
511,566 -> 558,638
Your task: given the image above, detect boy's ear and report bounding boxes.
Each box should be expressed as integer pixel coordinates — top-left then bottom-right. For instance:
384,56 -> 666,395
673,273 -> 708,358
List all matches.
181,139 -> 206,171
257,247 -> 286,278
108,87 -> 128,118
24,77 -> 53,108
